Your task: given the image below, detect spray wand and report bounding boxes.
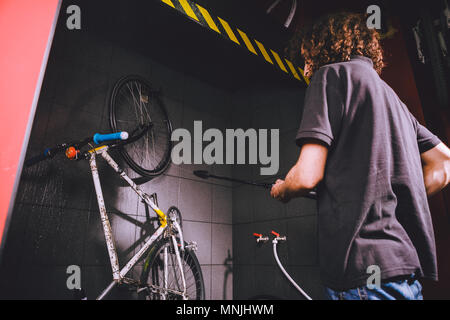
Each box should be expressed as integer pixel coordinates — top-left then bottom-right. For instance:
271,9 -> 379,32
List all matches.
193,170 -> 317,200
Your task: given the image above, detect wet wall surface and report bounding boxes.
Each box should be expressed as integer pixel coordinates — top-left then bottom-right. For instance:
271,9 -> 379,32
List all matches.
0,0 -> 323,300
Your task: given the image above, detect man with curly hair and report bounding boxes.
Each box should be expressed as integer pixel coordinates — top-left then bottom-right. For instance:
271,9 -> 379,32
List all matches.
270,12 -> 450,300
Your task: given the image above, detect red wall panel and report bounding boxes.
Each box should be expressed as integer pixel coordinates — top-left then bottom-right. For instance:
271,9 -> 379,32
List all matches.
0,0 -> 60,248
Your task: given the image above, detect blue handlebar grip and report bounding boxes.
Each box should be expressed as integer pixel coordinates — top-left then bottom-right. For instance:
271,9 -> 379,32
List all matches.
93,132 -> 129,145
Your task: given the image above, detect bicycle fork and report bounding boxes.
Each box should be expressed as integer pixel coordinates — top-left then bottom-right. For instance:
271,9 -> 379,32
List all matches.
159,221 -> 187,300
170,233 -> 187,299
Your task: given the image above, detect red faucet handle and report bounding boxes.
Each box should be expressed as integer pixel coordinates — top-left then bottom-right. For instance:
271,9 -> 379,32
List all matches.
253,233 -> 263,238
271,230 -> 280,237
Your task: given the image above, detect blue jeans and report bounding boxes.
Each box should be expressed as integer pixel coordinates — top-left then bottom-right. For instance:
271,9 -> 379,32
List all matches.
326,275 -> 423,300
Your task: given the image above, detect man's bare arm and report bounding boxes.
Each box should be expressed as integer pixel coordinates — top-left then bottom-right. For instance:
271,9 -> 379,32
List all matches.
421,142 -> 450,197
271,140 -> 328,202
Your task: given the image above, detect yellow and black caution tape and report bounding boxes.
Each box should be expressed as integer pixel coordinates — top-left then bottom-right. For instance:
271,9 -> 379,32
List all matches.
159,0 -> 310,85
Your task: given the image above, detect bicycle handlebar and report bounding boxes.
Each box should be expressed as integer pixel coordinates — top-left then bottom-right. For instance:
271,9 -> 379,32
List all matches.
25,148 -> 54,167
93,132 -> 128,145
25,129 -> 133,167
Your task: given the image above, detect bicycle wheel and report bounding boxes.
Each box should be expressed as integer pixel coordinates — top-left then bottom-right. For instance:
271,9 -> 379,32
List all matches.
110,75 -> 173,177
140,238 -> 205,300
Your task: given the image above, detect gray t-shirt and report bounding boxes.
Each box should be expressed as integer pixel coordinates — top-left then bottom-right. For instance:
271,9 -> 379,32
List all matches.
296,55 -> 440,290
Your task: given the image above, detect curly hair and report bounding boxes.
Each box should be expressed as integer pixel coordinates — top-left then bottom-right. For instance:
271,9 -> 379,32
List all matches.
287,12 -> 385,78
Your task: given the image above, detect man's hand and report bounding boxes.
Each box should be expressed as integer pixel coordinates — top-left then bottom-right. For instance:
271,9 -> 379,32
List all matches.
270,179 -> 290,203
270,140 -> 328,203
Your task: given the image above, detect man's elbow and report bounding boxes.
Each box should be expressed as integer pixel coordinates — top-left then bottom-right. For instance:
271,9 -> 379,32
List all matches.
443,159 -> 450,187
292,173 -> 324,192
422,142 -> 450,190
438,158 -> 450,189
424,161 -> 450,196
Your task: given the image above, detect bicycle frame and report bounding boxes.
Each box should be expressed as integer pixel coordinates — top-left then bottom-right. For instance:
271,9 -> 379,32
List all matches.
87,145 -> 183,300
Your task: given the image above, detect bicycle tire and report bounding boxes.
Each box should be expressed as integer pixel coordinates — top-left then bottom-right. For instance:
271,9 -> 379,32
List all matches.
109,75 -> 173,177
139,238 -> 205,300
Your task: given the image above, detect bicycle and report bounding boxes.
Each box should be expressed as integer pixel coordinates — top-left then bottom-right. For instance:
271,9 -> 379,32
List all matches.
24,125 -> 205,300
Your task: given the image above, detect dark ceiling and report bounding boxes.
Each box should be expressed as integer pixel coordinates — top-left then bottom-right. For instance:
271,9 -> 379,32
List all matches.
87,0 -> 304,91
68,0 -> 435,91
